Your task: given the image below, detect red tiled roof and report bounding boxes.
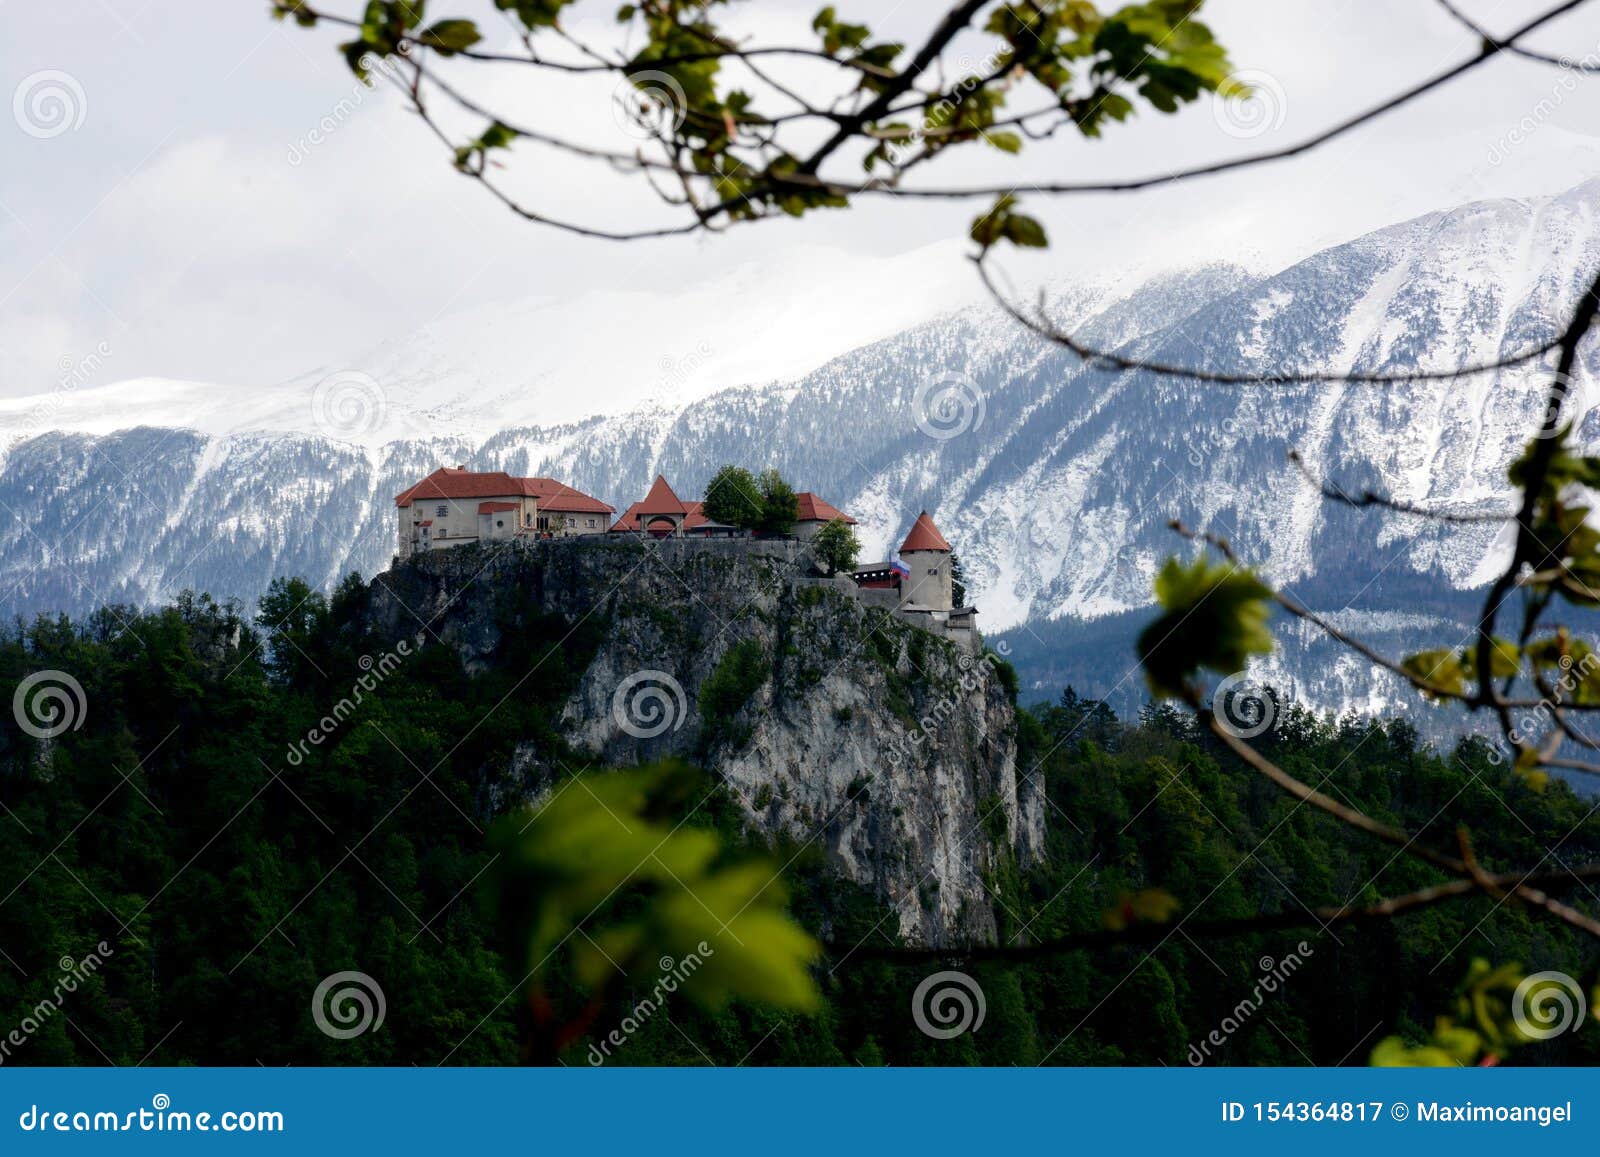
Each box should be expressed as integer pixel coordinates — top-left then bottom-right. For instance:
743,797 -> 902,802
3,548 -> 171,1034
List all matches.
899,511 -> 951,553
795,492 -> 855,524
477,501 -> 520,514
612,484 -> 852,534
394,467 -> 611,514
636,475 -> 687,516
610,499 -> 714,533
395,468 -> 524,506
521,477 -> 615,515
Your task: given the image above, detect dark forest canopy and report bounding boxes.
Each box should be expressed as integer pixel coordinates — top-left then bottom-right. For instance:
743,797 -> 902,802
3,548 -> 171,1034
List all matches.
1,580 -> 1597,1065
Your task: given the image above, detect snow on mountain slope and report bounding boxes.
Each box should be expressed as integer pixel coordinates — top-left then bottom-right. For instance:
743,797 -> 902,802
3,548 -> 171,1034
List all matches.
4,178 -> 1600,731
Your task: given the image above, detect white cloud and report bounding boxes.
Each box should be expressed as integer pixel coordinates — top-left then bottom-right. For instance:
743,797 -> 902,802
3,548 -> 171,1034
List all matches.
1,0 -> 1599,406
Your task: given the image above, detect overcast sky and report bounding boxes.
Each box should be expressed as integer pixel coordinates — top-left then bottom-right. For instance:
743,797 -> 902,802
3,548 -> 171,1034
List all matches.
4,0 -> 1600,405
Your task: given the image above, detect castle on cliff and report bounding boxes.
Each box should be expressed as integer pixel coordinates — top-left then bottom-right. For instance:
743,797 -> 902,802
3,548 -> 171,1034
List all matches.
393,467 -> 973,629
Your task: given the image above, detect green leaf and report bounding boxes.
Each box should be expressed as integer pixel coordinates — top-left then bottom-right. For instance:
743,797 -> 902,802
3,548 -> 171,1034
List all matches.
485,761 -> 820,1026
1370,1033 -> 1471,1067
969,194 -> 1049,251
1002,213 -> 1048,248
418,19 -> 482,53
1401,649 -> 1465,698
1137,556 -> 1274,698
494,0 -> 576,30
479,120 -> 518,149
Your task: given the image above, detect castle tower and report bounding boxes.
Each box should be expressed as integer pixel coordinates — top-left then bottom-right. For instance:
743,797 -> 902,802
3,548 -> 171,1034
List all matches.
898,511 -> 953,611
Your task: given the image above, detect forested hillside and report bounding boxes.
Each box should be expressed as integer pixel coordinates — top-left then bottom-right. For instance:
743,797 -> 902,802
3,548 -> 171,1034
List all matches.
1,575 -> 1596,1065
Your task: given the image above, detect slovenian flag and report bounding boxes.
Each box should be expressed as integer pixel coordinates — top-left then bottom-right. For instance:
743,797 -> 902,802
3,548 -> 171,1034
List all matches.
890,555 -> 911,579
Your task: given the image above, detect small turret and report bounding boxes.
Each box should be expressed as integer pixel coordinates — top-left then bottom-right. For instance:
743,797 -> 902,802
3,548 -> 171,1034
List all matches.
898,511 -> 953,610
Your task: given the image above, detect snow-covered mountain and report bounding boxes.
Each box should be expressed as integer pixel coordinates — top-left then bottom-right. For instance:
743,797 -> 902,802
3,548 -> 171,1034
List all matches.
4,178 -> 1600,728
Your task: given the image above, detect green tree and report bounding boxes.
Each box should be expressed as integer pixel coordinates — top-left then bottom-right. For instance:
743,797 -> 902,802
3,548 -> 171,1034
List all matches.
11,583 -> 1600,1067
811,518 -> 860,575
949,552 -> 967,607
256,575 -> 327,685
755,468 -> 799,537
697,638 -> 767,748
702,464 -> 763,530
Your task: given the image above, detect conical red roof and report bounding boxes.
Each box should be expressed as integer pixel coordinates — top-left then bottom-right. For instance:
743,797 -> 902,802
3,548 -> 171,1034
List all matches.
899,511 -> 951,553
637,475 -> 687,515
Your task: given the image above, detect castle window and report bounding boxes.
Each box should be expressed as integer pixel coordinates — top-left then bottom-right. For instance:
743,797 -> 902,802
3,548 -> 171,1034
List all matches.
436,505 -> 447,517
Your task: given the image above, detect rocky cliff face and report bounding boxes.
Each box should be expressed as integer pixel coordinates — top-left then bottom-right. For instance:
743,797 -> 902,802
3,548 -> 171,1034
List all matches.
367,537 -> 1044,945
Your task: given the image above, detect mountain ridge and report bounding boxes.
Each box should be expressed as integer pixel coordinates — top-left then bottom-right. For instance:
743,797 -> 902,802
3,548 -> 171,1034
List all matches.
6,179 -> 1600,735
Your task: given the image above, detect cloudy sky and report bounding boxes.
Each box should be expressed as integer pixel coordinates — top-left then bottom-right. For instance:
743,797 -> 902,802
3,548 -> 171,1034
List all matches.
4,0 -> 1600,410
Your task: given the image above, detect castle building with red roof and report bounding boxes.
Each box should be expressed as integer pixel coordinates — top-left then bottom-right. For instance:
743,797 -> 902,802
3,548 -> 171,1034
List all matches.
849,510 -> 972,633
609,476 -> 699,538
895,511 -> 954,610
394,469 -> 974,641
394,466 -> 614,558
793,492 -> 857,541
608,476 -> 857,542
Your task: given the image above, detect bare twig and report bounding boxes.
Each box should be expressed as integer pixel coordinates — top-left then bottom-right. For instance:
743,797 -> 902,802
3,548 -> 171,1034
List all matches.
1286,450 -> 1517,523
1434,0 -> 1600,71
829,862 -> 1600,960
